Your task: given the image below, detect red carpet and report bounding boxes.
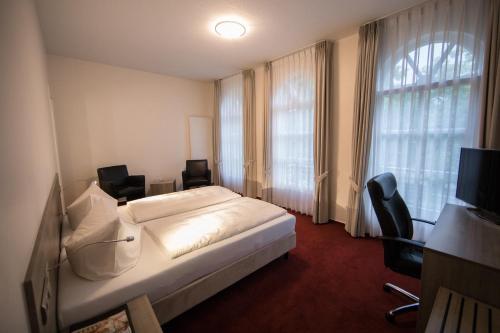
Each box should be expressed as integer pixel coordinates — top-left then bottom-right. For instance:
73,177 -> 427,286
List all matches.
163,212 -> 419,333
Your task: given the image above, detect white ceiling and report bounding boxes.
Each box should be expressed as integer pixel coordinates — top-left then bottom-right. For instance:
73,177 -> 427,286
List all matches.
35,0 -> 425,81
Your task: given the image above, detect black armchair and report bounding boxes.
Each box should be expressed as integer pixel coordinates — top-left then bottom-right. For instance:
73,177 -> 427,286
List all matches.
182,159 -> 211,190
97,165 -> 145,201
367,172 -> 435,322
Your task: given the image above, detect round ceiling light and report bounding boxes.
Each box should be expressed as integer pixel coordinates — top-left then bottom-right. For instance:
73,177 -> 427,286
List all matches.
215,21 -> 246,39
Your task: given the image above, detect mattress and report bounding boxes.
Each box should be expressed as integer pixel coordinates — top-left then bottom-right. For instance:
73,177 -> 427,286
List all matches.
58,205 -> 295,329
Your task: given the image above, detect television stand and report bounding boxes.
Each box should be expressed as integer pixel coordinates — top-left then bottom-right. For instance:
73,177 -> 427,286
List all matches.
467,207 -> 500,225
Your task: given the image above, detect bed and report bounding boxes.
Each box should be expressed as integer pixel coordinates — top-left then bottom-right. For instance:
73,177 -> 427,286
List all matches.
24,176 -> 296,332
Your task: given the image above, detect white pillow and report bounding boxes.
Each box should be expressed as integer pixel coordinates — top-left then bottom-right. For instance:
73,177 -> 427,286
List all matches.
67,195 -> 119,240
65,197 -> 141,281
66,183 -> 117,230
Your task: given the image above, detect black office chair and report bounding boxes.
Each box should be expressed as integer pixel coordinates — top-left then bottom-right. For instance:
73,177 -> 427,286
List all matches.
367,172 -> 435,322
182,159 -> 211,190
97,165 -> 145,201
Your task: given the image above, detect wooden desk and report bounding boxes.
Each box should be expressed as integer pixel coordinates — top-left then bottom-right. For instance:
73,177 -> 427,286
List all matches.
418,204 -> 500,332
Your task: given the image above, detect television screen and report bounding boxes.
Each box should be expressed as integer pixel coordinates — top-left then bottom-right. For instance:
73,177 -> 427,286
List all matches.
456,148 -> 500,216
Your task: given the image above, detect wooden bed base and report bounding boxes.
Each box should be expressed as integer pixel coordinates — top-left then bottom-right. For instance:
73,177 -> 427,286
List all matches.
23,174 -> 296,331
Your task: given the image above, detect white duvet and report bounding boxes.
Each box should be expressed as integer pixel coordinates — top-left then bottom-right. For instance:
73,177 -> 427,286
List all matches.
144,197 -> 287,258
128,186 -> 240,223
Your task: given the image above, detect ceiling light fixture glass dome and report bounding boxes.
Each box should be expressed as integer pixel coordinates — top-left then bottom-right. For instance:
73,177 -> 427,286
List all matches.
215,21 -> 246,39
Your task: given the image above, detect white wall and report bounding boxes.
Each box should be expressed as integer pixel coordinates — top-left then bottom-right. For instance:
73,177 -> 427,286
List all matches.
47,56 -> 214,204
253,35 -> 358,223
188,116 -> 213,164
48,33 -> 357,220
330,34 -> 358,223
0,0 -> 58,331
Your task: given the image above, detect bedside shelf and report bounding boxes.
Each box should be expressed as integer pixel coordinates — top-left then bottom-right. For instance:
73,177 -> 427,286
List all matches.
150,179 -> 176,196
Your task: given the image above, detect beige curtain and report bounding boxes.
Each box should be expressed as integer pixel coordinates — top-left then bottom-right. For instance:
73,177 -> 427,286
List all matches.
345,23 -> 380,237
262,62 -> 273,202
212,80 -> 222,185
243,69 -> 257,197
480,0 -> 500,149
313,41 -> 333,224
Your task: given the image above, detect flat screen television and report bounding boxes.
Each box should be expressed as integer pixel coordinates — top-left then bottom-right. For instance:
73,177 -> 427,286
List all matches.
456,148 -> 500,223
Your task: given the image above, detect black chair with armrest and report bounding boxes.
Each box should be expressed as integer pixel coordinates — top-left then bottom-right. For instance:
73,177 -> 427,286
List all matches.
367,172 -> 435,322
182,159 -> 211,190
97,165 -> 145,201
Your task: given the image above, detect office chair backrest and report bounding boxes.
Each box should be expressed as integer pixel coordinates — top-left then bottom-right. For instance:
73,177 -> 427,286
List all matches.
97,165 -> 129,186
367,172 -> 413,240
186,160 -> 208,177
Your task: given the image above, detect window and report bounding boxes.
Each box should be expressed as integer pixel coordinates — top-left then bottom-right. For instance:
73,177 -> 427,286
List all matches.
365,0 -> 486,238
271,47 -> 315,214
375,40 -> 481,218
219,74 -> 244,193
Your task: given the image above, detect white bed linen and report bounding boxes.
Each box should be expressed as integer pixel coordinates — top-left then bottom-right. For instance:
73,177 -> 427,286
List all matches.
58,211 -> 295,329
146,197 -> 286,258
127,186 -> 241,223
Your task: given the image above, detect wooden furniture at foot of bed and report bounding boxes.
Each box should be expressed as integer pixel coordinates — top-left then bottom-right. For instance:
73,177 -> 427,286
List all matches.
69,295 -> 162,333
127,295 -> 163,333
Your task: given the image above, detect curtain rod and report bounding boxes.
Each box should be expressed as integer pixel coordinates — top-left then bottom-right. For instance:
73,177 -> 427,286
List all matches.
269,39 -> 327,63
363,0 -> 432,26
216,39 -> 327,81
217,71 -> 243,81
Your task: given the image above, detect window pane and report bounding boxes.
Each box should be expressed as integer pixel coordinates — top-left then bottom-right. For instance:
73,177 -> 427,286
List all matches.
220,74 -> 243,193
270,47 -> 315,215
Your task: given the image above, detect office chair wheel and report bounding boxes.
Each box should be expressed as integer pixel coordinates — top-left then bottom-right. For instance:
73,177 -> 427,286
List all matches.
385,312 -> 396,323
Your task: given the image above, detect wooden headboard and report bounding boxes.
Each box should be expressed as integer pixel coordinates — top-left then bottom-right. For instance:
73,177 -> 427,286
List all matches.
24,175 -> 63,333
